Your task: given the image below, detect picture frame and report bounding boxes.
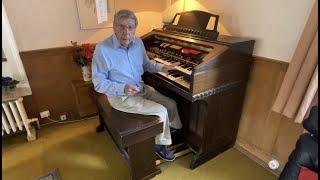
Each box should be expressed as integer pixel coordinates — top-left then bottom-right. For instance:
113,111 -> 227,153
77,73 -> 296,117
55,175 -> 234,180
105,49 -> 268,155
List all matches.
75,0 -> 115,30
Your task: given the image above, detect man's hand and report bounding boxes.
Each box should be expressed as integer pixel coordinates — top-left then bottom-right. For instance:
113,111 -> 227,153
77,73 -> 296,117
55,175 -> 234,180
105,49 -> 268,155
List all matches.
161,62 -> 180,74
124,84 -> 140,96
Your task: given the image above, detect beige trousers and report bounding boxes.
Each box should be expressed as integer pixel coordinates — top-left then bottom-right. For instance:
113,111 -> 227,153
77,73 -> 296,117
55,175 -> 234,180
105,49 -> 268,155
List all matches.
107,85 -> 182,145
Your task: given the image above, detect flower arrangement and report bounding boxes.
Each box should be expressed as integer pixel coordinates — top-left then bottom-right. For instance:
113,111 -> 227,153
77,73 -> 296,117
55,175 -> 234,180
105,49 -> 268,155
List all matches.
70,41 -> 96,67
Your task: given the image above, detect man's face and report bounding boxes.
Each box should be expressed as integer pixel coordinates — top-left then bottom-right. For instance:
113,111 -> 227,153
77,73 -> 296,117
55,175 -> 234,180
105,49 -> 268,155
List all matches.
114,18 -> 136,48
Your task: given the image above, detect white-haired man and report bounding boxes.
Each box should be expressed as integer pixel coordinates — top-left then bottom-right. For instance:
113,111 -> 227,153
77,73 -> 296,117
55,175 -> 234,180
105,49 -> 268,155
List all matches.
92,9 -> 182,161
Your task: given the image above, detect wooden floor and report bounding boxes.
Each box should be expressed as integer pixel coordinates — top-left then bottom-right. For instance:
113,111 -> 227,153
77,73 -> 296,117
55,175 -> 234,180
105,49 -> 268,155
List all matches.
2,116 -> 276,180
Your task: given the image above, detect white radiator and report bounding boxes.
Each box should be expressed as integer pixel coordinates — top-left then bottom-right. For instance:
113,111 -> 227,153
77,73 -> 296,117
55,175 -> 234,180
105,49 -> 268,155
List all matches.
2,97 -> 40,140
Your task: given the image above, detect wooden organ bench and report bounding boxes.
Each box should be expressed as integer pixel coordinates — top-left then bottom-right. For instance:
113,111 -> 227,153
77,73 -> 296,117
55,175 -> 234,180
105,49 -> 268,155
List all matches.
93,91 -> 163,180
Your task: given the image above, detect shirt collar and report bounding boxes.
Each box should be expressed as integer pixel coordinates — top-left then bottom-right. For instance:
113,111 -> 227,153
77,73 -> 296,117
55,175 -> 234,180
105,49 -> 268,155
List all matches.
112,34 -> 138,49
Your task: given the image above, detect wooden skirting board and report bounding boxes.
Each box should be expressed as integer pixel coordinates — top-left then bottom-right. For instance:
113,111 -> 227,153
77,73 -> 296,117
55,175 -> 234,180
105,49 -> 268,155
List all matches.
235,138 -> 282,177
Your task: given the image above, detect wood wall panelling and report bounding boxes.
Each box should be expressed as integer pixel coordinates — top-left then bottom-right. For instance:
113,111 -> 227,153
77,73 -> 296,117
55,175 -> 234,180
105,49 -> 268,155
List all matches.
271,115 -> 304,168
20,47 -> 83,124
238,57 -> 287,152
236,56 -> 304,175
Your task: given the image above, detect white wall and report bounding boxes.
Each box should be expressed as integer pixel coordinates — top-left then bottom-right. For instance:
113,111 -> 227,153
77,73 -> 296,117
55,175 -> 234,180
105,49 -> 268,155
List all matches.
185,0 -> 315,62
2,2 -> 30,89
3,0 -> 165,51
2,48 -> 12,77
2,61 -> 12,77
3,0 -> 316,62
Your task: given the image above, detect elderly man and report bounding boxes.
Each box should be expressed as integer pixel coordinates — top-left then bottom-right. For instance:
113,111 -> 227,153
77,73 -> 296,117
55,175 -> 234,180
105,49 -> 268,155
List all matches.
92,9 -> 182,161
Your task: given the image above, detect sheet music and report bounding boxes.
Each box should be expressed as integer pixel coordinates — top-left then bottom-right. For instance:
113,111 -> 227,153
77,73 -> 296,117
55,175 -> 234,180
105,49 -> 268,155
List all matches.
95,0 -> 108,24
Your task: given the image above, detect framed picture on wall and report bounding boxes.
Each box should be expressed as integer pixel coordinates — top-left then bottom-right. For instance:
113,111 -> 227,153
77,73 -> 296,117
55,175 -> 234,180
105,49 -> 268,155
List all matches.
75,0 -> 115,30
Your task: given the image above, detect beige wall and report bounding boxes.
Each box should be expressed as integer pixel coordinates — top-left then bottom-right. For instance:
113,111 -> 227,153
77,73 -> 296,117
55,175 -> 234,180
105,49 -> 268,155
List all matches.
4,0 -> 315,62
170,0 -> 315,62
2,61 -> 12,77
3,0 -> 165,51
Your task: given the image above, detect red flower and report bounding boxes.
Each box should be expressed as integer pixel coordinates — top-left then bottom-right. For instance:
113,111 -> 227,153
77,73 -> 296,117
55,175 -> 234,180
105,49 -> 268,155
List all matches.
70,41 -> 96,66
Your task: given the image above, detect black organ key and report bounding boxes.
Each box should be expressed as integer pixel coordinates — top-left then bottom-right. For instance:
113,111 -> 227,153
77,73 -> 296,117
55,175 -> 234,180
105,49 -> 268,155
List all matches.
167,70 -> 179,76
172,74 -> 181,78
170,73 -> 181,78
181,64 -> 188,68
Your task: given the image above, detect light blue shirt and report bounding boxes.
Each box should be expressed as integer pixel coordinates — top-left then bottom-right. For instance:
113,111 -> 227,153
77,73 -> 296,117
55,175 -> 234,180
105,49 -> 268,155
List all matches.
92,34 -> 163,97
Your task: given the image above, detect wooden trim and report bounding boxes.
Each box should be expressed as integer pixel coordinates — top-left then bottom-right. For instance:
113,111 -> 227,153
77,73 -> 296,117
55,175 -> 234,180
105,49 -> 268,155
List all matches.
235,138 -> 282,177
19,47 -> 72,59
253,55 -> 289,66
20,46 -> 71,54
19,44 -> 97,59
18,46 -> 289,64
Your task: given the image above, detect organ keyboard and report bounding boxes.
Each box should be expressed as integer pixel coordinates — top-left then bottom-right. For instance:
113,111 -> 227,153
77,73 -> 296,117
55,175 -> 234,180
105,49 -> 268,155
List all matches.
141,10 -> 255,169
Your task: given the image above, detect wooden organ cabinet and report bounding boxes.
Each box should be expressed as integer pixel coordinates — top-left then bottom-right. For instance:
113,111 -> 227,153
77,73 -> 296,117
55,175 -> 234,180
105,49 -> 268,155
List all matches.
141,10 -> 255,169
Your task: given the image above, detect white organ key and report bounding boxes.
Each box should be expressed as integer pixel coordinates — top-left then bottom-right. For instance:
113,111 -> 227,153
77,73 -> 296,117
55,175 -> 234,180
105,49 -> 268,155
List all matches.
158,72 -> 183,81
154,57 -> 170,65
154,58 -> 192,75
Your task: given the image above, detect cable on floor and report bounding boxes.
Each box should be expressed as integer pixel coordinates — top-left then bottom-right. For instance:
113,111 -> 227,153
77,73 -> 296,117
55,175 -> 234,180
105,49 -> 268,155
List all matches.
39,116 -> 95,127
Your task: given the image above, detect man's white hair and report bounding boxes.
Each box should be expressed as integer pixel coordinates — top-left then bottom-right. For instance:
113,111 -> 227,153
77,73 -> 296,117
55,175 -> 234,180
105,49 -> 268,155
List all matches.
113,9 -> 138,27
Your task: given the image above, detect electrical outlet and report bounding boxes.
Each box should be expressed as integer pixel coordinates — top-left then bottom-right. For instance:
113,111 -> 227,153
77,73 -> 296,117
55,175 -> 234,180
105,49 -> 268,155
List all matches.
40,110 -> 50,118
268,159 -> 280,170
60,114 -> 67,121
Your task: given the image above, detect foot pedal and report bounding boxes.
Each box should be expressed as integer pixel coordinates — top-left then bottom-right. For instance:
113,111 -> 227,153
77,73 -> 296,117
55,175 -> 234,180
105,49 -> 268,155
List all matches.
156,143 -> 191,165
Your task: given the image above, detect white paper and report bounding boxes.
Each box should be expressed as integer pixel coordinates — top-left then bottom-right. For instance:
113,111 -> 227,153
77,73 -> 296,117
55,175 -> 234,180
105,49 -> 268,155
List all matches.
95,0 -> 108,24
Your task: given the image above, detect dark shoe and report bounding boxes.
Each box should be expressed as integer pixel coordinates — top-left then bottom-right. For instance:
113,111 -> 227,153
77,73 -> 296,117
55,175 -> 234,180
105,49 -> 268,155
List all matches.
170,127 -> 178,133
96,124 -> 105,133
155,145 -> 175,161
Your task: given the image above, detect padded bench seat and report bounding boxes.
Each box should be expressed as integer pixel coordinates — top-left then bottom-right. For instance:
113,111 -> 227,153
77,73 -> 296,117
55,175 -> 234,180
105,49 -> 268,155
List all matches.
93,91 -> 163,180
